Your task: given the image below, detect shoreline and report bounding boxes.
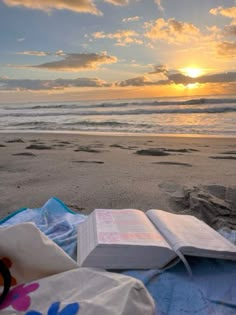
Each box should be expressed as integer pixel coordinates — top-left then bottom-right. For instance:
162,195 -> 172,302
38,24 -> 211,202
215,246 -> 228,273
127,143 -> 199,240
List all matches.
1,132 -> 236,230
1,93 -> 236,105
0,130 -> 236,139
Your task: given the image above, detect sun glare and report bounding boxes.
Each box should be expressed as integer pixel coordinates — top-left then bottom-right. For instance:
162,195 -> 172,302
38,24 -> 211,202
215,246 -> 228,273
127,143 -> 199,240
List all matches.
180,67 -> 204,78
186,83 -> 199,89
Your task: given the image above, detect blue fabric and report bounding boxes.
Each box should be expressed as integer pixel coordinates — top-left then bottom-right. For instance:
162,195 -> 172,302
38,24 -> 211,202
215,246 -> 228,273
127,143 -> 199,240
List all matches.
0,197 -> 86,260
124,258 -> 236,315
1,198 -> 236,315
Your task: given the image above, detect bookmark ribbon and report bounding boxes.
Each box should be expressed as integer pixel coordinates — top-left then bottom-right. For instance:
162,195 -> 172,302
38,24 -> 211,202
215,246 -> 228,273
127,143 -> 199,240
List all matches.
175,250 -> 193,278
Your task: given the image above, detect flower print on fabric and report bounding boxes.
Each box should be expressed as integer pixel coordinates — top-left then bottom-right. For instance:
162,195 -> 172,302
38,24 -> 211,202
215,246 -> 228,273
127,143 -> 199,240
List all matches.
0,282 -> 39,311
0,257 -> 17,286
26,301 -> 80,315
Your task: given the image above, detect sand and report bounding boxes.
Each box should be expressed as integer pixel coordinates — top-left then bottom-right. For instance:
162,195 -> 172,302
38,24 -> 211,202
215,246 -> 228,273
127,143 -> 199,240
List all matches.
0,132 -> 236,229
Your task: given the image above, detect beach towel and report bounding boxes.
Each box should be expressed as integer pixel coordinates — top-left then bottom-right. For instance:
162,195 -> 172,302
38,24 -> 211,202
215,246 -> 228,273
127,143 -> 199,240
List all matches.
1,197 -> 236,315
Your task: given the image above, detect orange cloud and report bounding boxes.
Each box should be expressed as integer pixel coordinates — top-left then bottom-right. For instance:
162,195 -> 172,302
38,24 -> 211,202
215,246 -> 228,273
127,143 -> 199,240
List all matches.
92,30 -> 143,46
145,18 -> 200,43
3,0 -> 131,14
3,0 -> 102,15
210,6 -> 236,19
104,0 -> 129,5
209,6 -> 236,57
217,41 -> 236,58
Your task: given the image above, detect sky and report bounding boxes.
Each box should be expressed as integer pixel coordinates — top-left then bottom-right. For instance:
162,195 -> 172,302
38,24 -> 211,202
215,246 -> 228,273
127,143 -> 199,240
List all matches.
0,0 -> 236,103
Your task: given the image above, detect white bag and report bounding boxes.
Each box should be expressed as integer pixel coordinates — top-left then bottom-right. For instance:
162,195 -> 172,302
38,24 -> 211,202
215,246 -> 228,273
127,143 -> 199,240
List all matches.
0,223 -> 78,283
0,223 -> 155,315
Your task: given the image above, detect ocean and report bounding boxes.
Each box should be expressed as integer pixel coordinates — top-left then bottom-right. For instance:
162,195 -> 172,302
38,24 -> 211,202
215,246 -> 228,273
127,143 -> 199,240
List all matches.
1,95 -> 236,136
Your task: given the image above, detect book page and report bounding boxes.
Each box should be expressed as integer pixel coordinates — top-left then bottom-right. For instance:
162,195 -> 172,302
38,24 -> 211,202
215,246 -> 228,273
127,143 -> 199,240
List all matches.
77,211 -> 98,265
147,210 -> 236,257
94,209 -> 171,248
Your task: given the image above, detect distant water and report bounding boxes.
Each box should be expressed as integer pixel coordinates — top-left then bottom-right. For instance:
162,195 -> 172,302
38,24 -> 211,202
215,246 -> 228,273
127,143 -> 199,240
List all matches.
1,95 -> 236,136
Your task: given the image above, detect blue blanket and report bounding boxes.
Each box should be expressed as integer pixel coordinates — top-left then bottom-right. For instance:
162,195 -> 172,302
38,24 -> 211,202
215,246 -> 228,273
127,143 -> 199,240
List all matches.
1,197 -> 236,315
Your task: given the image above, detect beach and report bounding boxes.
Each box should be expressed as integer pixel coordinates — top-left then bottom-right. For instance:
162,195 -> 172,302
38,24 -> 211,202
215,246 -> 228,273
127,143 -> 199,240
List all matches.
1,132 -> 235,229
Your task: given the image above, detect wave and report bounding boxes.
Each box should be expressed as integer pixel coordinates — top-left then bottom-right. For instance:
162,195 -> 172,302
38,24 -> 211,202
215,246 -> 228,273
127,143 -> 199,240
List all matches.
3,97 -> 236,111
64,120 -> 153,128
11,120 -> 152,128
9,121 -> 60,129
64,121 -> 129,127
4,121 -> 236,135
3,102 -> 131,111
7,120 -> 155,132
2,105 -> 236,117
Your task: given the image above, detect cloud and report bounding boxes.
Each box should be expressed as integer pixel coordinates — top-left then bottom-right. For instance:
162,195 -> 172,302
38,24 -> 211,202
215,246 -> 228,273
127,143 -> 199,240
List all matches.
122,16 -> 142,22
104,0 -> 129,5
149,64 -> 168,74
210,6 -> 236,20
169,72 -> 236,85
3,0 -> 102,15
154,0 -> 164,12
117,76 -> 159,86
217,41 -> 236,57
208,6 -> 236,56
92,30 -> 143,46
1,71 -> 236,91
17,37 -> 25,42
0,77 -> 110,91
117,74 -> 170,86
223,24 -> 236,36
55,50 -> 66,56
17,51 -> 50,56
16,52 -> 117,71
3,0 -> 130,15
199,72 -> 236,83
117,70 -> 236,87
17,50 -> 66,57
208,5 -> 236,57
144,18 -> 200,43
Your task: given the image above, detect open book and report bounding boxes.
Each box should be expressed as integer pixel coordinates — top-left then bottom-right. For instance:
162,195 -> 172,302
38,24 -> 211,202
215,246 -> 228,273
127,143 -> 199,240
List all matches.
77,209 -> 236,270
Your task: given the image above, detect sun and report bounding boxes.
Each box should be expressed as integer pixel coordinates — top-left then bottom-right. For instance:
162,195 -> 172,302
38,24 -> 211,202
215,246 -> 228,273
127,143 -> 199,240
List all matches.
180,67 -> 204,78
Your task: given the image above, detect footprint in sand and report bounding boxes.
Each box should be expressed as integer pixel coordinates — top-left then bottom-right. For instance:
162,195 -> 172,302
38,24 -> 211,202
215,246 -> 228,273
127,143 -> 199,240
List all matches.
72,160 -> 104,164
6,139 -> 24,143
152,161 -> 192,167
135,149 -> 170,156
12,152 -> 36,156
110,144 -> 138,150
220,151 -> 236,155
26,144 -> 52,150
135,148 -> 198,156
74,146 -> 103,153
210,156 -> 236,160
